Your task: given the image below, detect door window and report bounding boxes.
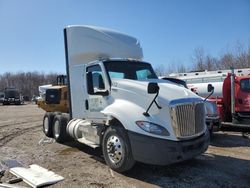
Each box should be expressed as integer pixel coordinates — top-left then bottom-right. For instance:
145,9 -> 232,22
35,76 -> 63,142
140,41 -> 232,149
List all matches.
87,65 -> 105,95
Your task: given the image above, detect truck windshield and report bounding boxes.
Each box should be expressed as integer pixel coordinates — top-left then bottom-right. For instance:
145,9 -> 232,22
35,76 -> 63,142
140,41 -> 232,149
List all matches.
103,61 -> 157,81
5,90 -> 19,98
240,78 -> 250,92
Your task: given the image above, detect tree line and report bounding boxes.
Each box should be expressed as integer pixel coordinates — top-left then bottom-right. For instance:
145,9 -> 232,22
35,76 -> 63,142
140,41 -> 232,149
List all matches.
0,72 -> 58,100
155,43 -> 250,76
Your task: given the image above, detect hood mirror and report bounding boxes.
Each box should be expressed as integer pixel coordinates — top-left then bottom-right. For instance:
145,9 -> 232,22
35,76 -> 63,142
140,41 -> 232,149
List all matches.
204,84 -> 214,101
147,82 -> 159,94
207,84 -> 214,92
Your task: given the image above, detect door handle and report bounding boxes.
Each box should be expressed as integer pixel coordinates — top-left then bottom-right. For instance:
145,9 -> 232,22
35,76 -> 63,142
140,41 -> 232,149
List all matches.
85,100 -> 89,110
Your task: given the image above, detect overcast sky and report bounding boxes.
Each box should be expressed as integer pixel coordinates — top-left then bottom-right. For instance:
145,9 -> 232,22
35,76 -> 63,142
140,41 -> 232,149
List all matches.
0,0 -> 249,74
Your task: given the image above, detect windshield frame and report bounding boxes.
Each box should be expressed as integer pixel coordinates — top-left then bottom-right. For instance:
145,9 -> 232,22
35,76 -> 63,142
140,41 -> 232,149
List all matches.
103,60 -> 158,85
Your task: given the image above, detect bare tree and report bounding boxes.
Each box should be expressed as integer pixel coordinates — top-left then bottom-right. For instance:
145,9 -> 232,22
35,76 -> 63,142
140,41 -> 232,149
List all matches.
192,47 -> 206,71
154,64 -> 167,77
220,53 -> 235,69
205,55 -> 217,71
177,64 -> 187,73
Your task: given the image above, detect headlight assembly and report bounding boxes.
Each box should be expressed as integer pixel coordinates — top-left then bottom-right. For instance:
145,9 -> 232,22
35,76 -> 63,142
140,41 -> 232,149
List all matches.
135,121 -> 170,136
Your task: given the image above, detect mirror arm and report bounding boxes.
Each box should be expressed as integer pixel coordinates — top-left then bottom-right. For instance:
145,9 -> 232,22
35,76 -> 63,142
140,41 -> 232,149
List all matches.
204,90 -> 214,101
143,92 -> 162,117
154,97 -> 162,109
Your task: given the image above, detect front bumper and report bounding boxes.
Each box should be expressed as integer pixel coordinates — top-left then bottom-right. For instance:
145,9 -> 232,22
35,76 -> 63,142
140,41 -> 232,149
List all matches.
127,129 -> 210,165
5,98 -> 20,102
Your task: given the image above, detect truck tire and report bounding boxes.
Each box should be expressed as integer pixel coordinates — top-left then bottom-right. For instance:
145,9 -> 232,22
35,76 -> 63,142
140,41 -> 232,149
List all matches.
52,114 -> 69,143
102,126 -> 135,172
43,112 -> 54,137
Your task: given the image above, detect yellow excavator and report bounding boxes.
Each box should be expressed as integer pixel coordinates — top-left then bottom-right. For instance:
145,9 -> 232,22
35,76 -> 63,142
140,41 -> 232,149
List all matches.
37,75 -> 69,113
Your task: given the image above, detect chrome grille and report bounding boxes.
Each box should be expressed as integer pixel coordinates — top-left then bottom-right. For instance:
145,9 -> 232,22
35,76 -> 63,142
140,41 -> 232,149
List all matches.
170,102 -> 205,138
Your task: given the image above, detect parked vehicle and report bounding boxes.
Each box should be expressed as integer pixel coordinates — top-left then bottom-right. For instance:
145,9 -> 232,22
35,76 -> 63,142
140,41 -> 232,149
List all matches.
161,77 -> 220,134
42,25 -> 209,172
2,87 -> 23,105
37,75 -> 69,113
170,68 -> 250,131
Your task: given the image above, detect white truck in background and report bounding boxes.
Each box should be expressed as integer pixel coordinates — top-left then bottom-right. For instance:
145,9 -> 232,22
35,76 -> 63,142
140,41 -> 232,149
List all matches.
42,25 -> 209,172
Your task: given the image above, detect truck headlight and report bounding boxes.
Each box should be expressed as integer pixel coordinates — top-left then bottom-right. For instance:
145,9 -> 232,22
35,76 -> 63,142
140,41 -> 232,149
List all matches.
135,121 -> 170,136
205,101 -> 218,117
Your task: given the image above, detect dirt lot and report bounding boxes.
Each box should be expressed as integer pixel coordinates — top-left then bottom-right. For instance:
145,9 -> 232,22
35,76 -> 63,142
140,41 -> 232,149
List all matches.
0,104 -> 249,188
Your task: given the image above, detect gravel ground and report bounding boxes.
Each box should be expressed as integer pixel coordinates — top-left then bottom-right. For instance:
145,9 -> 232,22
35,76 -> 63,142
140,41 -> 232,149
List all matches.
0,104 -> 249,188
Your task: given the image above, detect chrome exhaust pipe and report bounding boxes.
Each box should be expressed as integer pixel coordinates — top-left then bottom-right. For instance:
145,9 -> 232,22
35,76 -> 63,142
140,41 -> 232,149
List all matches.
230,67 -> 235,115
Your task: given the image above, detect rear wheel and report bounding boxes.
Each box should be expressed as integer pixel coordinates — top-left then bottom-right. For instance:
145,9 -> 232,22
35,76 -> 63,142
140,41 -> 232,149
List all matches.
43,112 -> 54,137
52,114 -> 69,143
102,125 -> 135,172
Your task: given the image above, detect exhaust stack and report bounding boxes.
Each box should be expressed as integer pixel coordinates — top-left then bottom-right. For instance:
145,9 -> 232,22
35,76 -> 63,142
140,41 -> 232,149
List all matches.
230,67 -> 235,115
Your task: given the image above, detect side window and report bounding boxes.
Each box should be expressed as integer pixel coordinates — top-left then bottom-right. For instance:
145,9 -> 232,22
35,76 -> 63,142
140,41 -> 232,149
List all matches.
108,72 -> 124,79
136,69 -> 153,79
87,65 -> 105,95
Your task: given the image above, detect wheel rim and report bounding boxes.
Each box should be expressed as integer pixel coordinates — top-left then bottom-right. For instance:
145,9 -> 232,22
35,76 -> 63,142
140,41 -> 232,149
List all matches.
106,135 -> 123,164
44,117 -> 49,134
53,120 -> 60,139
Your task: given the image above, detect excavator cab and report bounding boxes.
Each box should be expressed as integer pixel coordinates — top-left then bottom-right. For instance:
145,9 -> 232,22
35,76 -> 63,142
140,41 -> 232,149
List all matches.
57,75 -> 67,86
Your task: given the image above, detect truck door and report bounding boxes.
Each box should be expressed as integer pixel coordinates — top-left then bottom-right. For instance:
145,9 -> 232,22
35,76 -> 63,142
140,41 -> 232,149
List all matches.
85,64 -> 108,120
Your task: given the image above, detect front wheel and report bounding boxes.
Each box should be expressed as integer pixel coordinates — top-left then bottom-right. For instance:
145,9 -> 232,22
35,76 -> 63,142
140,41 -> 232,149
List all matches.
102,126 -> 135,172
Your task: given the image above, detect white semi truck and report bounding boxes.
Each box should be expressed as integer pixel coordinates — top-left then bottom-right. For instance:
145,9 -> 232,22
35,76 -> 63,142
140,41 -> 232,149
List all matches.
42,25 -> 209,172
